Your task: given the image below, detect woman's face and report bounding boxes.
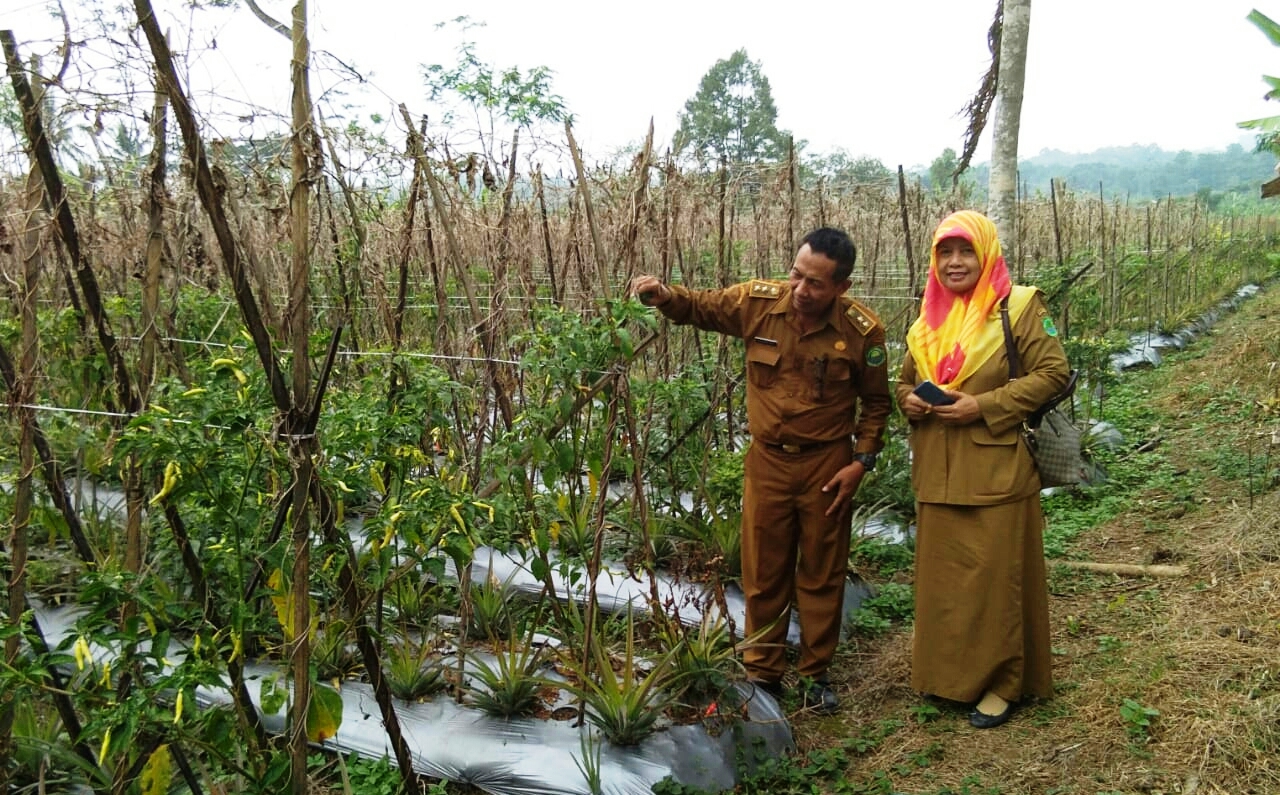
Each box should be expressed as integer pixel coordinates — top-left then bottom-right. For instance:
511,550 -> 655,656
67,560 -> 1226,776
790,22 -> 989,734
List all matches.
934,236 -> 982,294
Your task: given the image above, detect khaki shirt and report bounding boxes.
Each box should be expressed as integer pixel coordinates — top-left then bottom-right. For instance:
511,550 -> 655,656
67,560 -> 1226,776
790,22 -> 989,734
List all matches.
658,279 -> 892,455
895,291 -> 1072,505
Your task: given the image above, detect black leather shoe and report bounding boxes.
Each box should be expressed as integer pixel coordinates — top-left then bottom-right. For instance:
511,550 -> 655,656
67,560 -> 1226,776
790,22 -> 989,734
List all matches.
801,681 -> 839,715
968,699 -> 1017,729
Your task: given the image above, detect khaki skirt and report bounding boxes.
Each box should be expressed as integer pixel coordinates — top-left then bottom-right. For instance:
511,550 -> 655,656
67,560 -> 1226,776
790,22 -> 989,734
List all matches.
910,496 -> 1053,703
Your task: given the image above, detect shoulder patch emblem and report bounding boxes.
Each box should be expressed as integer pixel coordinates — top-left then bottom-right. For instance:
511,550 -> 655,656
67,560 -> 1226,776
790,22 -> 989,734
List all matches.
865,345 -> 886,367
844,300 -> 882,335
748,280 -> 783,298
1043,317 -> 1058,337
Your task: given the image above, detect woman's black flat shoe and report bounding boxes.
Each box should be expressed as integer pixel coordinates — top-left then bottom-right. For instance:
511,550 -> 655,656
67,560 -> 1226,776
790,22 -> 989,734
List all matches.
968,700 -> 1017,729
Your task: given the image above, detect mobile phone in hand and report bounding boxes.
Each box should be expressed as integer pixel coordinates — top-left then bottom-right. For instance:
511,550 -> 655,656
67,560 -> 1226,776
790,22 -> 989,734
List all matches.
912,380 -> 956,406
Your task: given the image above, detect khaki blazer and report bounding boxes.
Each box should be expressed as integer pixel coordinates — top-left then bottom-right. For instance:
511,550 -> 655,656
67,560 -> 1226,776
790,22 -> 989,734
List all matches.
895,291 -> 1071,506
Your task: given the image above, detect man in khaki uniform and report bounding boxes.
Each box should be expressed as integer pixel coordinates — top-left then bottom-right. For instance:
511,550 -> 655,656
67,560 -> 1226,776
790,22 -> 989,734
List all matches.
631,227 -> 891,714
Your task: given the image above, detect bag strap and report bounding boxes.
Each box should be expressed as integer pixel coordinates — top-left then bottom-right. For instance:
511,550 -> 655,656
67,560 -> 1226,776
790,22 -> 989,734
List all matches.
999,295 -> 1021,380
1000,294 -> 1078,427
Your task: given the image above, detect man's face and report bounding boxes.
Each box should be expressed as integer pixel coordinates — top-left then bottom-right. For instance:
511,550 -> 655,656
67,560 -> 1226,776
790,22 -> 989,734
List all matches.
934,236 -> 982,294
788,244 -> 851,319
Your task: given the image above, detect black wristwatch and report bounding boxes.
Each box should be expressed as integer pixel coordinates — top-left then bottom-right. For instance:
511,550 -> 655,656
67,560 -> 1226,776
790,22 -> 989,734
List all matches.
853,452 -> 878,471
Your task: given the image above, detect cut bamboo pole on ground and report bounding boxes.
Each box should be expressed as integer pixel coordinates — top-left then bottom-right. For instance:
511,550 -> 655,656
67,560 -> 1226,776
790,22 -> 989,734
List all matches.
1050,560 -> 1188,578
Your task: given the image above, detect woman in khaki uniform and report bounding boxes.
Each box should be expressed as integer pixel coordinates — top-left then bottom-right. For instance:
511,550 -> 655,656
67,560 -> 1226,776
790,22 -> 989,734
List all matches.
896,210 -> 1070,729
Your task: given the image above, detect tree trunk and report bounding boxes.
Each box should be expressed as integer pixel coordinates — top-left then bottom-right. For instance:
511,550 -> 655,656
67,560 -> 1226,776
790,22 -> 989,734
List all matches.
988,0 -> 1031,252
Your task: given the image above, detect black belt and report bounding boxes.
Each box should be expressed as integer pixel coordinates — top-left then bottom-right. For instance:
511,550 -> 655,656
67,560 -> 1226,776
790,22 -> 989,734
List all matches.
762,439 -> 842,454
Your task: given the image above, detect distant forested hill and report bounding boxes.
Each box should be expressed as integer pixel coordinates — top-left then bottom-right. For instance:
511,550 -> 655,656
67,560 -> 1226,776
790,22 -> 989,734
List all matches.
956,143 -> 1277,205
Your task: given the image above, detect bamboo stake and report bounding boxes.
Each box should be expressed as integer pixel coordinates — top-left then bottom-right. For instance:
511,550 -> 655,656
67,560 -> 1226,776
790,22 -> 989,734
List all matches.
565,118 -> 609,301
319,175 -> 363,360
1,148 -> 44,792
533,168 -> 560,305
133,0 -> 292,410
401,105 -> 515,447
286,4 -> 315,789
787,136 -> 798,248
321,119 -> 369,272
897,165 -> 917,302
139,77 -> 168,402
617,119 -> 653,286
716,159 -> 728,285
221,154 -> 282,336
391,120 -> 424,354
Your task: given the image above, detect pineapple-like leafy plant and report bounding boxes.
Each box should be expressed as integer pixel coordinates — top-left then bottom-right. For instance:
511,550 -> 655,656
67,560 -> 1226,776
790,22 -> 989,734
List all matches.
571,611 -> 680,746
549,471 -> 602,559
313,619 -> 362,680
661,611 -> 742,703
384,637 -> 448,701
467,567 -> 526,641
466,638 -> 544,718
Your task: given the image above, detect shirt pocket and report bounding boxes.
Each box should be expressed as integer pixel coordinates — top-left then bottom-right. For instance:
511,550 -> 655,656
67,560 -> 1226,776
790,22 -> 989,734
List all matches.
968,423 -> 1025,497
746,346 -> 781,387
826,356 -> 852,386
968,423 -> 1020,448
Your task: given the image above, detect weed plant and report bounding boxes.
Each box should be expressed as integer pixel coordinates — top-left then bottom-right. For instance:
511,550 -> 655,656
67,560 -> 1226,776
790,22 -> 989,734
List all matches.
846,582 -> 914,639
309,751 -> 407,795
8,704 -> 89,790
666,504 -> 743,580
385,576 -> 452,629
851,534 -> 915,579
1119,697 -> 1160,741
572,730 -> 605,795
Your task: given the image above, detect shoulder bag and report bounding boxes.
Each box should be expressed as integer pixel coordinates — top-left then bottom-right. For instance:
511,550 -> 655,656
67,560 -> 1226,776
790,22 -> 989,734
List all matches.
999,297 -> 1088,488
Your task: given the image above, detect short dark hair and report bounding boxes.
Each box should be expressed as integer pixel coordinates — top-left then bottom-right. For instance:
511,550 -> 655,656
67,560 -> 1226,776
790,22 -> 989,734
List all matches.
800,227 -> 857,282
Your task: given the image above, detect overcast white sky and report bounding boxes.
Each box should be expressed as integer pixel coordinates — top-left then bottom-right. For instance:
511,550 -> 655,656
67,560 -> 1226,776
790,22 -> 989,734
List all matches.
2,0 -> 1276,169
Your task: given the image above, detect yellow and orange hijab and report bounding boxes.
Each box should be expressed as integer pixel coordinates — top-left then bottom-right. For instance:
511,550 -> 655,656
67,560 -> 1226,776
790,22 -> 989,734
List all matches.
906,210 -> 1035,389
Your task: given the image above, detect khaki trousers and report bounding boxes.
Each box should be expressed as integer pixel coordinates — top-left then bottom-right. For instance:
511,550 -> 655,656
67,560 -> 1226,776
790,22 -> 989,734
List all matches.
740,438 -> 853,682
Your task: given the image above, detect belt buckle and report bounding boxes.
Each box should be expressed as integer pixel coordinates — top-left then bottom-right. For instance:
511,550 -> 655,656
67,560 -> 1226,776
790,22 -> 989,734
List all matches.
781,444 -> 802,454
